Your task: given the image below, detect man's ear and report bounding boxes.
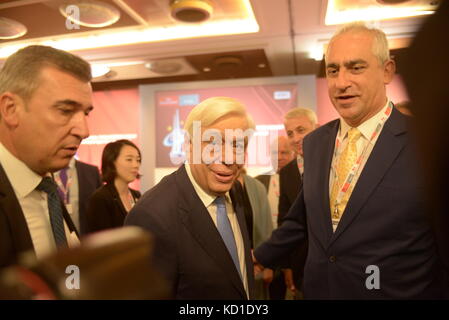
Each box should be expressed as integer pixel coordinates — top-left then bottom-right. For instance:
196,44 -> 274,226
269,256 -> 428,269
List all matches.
0,92 -> 21,127
383,59 -> 396,85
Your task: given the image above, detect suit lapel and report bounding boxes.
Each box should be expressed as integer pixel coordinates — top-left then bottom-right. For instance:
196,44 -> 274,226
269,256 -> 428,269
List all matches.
175,165 -> 247,298
312,121 -> 339,248
0,164 -> 35,256
329,109 -> 407,244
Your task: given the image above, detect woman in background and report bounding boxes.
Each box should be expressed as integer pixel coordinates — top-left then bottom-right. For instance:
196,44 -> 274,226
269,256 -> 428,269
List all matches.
86,139 -> 141,233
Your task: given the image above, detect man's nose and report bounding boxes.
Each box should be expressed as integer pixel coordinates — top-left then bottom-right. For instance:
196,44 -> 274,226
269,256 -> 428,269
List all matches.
335,69 -> 351,91
71,112 -> 89,140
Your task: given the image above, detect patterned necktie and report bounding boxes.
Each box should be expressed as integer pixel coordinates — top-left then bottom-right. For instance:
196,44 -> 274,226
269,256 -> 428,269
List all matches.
36,177 -> 68,247
330,127 -> 362,221
215,196 -> 241,279
57,167 -> 68,201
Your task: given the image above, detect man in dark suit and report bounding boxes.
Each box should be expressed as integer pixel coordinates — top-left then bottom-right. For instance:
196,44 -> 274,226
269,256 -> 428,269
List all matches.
256,136 -> 293,229
55,159 -> 102,235
0,46 -> 93,268
253,22 -> 443,299
278,108 -> 318,225
276,108 -> 318,298
125,97 -> 255,299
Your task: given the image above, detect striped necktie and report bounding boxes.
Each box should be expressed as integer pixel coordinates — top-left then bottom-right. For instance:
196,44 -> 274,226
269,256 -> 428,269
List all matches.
36,177 -> 68,247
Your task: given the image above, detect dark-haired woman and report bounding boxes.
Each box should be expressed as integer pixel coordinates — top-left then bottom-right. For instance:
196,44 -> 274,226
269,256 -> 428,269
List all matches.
86,139 -> 141,234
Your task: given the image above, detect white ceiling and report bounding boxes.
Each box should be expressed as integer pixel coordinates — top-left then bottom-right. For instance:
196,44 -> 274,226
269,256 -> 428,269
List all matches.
0,0 -> 435,82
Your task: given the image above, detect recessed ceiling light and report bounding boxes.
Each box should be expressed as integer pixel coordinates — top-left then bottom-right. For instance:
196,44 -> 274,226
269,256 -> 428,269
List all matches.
170,0 -> 214,23
145,61 -> 183,75
59,0 -> 121,28
0,17 -> 27,40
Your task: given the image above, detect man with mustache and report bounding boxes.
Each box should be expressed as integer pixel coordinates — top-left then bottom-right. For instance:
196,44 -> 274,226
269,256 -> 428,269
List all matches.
126,97 -> 256,299
0,46 -> 93,268
253,22 -> 444,298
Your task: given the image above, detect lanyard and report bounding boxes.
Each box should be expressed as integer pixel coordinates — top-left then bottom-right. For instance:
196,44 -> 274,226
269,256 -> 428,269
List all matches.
331,102 -> 393,218
54,169 -> 72,204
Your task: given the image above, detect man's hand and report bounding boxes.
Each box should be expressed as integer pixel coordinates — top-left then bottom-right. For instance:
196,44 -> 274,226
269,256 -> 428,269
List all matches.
252,250 -> 264,275
263,268 -> 274,287
282,268 -> 296,294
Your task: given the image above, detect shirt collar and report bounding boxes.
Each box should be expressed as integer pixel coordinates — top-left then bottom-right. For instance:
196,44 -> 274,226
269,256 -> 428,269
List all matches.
0,142 -> 45,199
339,100 -> 391,141
185,162 -> 231,209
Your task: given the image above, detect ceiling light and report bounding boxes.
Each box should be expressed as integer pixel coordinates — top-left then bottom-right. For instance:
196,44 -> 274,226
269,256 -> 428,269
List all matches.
325,0 -> 436,25
145,60 -> 183,75
0,17 -> 27,40
0,0 -> 258,59
91,64 -> 110,77
213,56 -> 243,68
60,0 -> 121,28
170,0 -> 214,23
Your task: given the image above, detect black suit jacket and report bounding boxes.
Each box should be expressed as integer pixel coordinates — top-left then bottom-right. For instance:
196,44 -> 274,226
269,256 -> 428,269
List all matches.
255,108 -> 443,299
0,163 -> 78,268
75,160 -> 102,235
278,159 -> 302,226
86,183 -> 140,234
125,165 -> 255,300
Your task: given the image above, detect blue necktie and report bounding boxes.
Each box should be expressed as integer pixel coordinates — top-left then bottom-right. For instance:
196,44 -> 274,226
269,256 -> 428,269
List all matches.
57,167 -> 68,202
36,177 -> 68,247
215,196 -> 241,279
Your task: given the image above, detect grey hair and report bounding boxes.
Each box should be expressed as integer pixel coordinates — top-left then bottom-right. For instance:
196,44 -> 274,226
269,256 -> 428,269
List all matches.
325,22 -> 390,65
284,107 -> 318,126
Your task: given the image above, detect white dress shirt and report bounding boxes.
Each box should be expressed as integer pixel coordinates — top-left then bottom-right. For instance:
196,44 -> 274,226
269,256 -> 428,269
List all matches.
185,162 -> 249,298
0,143 -> 79,259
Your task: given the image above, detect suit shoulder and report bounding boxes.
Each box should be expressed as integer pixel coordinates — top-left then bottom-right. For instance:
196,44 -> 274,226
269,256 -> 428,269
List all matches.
245,175 -> 266,193
89,184 -> 113,201
307,119 -> 339,141
131,170 -> 180,214
279,159 -> 296,176
76,160 -> 99,171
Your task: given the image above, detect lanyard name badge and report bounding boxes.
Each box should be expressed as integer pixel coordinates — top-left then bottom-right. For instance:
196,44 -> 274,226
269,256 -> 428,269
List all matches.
54,169 -> 73,214
331,102 -> 393,222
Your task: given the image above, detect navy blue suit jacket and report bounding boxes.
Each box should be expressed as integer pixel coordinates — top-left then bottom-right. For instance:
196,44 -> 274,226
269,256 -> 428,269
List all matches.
75,160 -> 102,235
125,165 -> 255,300
255,108 -> 443,299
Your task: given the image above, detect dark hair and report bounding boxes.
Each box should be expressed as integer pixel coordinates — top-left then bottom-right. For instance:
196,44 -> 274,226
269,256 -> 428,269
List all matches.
101,139 -> 141,184
0,45 -> 92,102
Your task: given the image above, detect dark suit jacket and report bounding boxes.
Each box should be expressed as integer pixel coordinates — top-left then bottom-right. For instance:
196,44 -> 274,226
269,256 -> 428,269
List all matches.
0,164 -> 78,268
278,159 -> 302,225
402,0 -> 449,294
86,183 -> 140,234
125,165 -> 255,300
255,108 -> 443,299
75,160 -> 102,235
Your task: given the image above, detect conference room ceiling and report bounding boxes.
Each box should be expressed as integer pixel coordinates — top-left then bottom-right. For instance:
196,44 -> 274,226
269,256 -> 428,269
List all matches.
0,0 -> 440,88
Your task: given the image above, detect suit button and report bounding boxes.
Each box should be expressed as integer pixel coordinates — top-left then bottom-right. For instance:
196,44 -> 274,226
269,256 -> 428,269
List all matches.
329,256 -> 336,263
